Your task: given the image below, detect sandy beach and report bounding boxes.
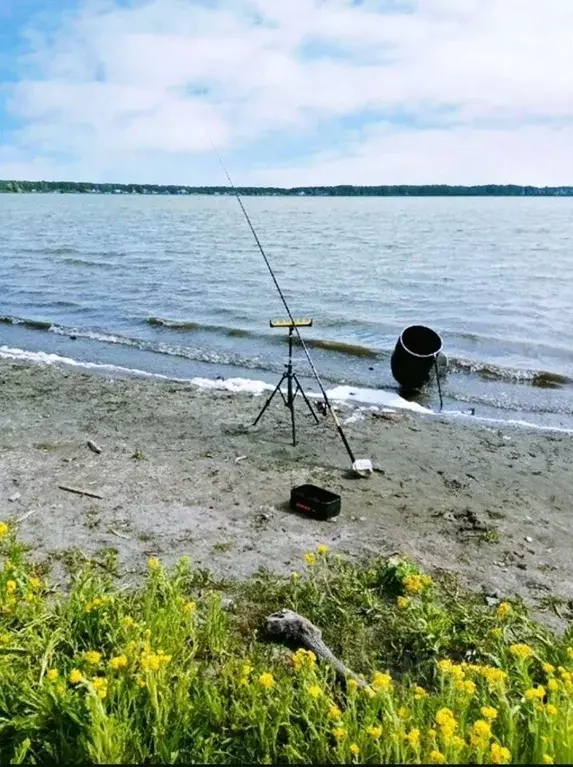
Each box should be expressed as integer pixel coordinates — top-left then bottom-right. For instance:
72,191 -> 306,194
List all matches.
1,359 -> 572,626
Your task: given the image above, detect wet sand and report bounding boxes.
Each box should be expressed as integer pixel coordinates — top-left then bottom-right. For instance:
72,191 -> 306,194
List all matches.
1,360 -> 572,627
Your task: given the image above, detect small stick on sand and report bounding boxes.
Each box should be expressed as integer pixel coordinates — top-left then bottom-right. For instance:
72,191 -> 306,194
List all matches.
15,508 -> 38,524
110,528 -> 131,540
87,440 -> 103,454
59,484 -> 103,500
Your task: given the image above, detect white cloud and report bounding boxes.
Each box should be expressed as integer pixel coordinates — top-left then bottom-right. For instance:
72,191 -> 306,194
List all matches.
2,0 -> 573,184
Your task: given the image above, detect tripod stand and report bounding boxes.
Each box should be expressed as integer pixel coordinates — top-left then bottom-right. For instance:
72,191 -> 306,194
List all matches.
254,324 -> 319,446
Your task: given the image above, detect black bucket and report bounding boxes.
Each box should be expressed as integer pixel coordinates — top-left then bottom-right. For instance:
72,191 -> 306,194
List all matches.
390,325 -> 443,391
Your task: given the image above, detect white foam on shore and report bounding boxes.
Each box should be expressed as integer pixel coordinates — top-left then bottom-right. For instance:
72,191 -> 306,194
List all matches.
0,345 -> 178,381
188,376 -> 274,397
324,384 -> 432,414
2,344 -> 572,433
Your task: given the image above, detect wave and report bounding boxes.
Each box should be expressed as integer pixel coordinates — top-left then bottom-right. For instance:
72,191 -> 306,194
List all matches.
146,316 -> 252,338
60,256 -> 115,268
2,313 -> 571,389
448,357 -> 572,388
301,337 -> 378,358
147,316 -> 378,356
0,315 -> 52,331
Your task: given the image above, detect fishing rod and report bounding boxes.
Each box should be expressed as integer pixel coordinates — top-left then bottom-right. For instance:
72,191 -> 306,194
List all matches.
210,143 -> 372,477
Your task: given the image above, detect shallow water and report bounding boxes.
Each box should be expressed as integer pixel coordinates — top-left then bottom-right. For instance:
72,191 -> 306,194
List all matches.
1,193 -> 572,429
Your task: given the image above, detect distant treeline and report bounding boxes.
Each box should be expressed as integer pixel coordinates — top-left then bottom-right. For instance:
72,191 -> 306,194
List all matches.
1,180 -> 572,196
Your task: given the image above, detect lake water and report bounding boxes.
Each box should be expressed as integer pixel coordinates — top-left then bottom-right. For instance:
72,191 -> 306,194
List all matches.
1,193 -> 573,430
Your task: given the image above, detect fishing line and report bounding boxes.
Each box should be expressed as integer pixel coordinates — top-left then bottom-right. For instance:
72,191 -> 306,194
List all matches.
210,142 -> 367,470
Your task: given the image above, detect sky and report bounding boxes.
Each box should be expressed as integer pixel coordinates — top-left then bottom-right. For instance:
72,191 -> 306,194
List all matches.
0,0 -> 572,186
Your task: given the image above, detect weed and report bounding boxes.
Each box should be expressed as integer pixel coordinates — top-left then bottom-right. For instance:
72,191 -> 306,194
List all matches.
0,523 -> 572,764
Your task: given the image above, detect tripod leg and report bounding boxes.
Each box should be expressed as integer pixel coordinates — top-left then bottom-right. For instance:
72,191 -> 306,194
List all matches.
290,391 -> 297,446
294,375 -> 320,424
253,374 -> 287,426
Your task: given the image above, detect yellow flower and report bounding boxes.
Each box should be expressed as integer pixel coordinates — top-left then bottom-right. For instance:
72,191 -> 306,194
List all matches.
69,669 -> 83,684
525,685 -> 546,701
0,634 -> 10,646
349,743 -> 360,757
241,663 -> 252,678
470,720 -> 492,747
292,648 -> 317,672
397,596 -> 410,609
147,557 -> 160,570
84,651 -> 102,665
84,598 -> 103,614
109,654 -> 128,670
421,574 -> 433,586
317,544 -> 329,555
333,727 -> 346,741
429,750 -> 446,764
480,665 -> 508,687
372,671 -> 393,692
567,647 -> 573,660
92,676 -> 108,699
496,602 -> 512,618
328,705 -> 342,720
435,708 -> 458,740
183,601 -> 196,614
47,668 -> 59,681
304,552 -> 316,566
481,706 -> 498,721
56,683 -> 66,695
414,685 -> 427,699
543,755 -> 554,764
139,648 -> 171,672
456,680 -> 476,695
308,684 -> 322,699
123,616 -> 135,628
435,708 -> 455,728
403,574 -> 424,594
490,743 -> 511,764
451,736 -> 466,750
258,672 -> 274,689
29,577 -> 42,590
546,704 -> 558,716
0,521 -> 8,539
438,659 -> 465,679
347,678 -> 358,692
543,662 -> 555,674
366,725 -> 382,740
6,580 -> 16,594
491,627 -> 503,639
548,679 -> 559,692
291,571 -> 301,581
398,706 -> 410,720
510,643 -> 533,660
405,728 -> 420,748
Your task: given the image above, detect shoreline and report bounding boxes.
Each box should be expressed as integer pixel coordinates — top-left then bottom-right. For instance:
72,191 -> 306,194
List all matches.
1,359 -> 573,628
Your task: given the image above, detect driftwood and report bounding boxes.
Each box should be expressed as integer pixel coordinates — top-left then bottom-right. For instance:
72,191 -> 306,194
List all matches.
59,485 -> 103,500
87,440 -> 103,455
265,609 -> 367,688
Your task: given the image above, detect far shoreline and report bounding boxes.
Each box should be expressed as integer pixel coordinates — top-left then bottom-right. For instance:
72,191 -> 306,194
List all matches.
1,180 -> 573,197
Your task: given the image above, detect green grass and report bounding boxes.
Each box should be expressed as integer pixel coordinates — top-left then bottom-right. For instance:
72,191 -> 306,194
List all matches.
0,521 -> 572,764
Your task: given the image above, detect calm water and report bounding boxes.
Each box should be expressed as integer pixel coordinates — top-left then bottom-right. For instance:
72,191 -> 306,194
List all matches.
1,194 -> 573,429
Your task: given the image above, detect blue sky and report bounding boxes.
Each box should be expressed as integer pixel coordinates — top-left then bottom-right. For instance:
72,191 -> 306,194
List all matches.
1,0 -> 572,185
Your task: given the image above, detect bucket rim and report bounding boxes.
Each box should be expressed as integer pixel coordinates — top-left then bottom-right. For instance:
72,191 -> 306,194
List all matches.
399,324 -> 443,359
